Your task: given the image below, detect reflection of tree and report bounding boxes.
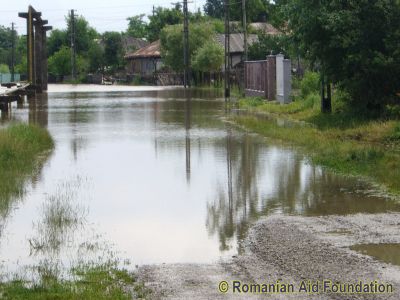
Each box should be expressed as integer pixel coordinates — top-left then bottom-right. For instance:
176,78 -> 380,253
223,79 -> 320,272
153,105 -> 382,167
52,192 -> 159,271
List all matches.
206,127 -> 264,253
206,127 -> 400,254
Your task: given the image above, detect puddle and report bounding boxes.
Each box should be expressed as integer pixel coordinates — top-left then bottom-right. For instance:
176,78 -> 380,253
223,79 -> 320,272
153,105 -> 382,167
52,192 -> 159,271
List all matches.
350,244 -> 400,266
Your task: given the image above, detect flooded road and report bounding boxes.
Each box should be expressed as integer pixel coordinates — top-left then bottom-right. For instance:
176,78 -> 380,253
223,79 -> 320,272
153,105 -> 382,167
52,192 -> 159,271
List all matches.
0,85 -> 399,277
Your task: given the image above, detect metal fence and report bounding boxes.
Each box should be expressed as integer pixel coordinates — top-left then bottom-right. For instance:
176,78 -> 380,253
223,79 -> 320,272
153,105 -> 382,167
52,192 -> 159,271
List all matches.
0,73 -> 21,84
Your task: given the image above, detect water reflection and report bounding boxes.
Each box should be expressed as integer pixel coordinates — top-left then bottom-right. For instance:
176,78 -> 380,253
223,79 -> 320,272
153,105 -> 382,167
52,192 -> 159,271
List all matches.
350,244 -> 400,266
0,86 -> 398,270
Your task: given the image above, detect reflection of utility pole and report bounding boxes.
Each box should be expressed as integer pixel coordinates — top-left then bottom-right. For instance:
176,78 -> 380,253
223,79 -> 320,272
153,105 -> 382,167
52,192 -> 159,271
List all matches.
226,127 -> 233,218
224,0 -> 230,99
11,22 -> 15,82
183,0 -> 190,88
70,9 -> 76,80
185,99 -> 191,183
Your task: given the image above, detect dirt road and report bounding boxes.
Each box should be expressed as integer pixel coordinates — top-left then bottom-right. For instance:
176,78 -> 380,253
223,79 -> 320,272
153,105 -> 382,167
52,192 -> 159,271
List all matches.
138,213 -> 400,299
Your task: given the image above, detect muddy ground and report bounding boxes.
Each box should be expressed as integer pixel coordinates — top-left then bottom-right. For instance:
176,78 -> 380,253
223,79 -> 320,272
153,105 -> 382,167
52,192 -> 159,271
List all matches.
137,213 -> 400,299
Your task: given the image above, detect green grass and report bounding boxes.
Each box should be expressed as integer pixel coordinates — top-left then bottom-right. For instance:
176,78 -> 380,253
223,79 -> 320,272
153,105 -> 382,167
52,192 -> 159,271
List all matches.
0,124 -> 148,299
0,124 -> 54,215
236,92 -> 400,194
0,263 -> 148,300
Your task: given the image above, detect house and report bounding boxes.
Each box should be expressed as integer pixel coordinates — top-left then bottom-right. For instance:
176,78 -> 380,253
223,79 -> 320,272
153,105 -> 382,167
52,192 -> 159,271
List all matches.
249,22 -> 281,35
215,33 -> 259,68
121,36 -> 149,54
124,40 -> 163,77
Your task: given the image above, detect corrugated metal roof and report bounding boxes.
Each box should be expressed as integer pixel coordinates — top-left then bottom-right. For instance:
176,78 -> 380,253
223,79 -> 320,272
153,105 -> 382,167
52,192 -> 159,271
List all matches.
125,40 -> 161,59
215,34 -> 258,53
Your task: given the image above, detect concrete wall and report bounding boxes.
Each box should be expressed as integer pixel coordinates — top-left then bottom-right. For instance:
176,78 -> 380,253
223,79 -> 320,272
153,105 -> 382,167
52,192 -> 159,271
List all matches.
276,54 -> 291,104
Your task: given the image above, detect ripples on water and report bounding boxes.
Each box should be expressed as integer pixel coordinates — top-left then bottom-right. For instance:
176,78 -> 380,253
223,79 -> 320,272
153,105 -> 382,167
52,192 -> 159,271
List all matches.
0,85 -> 398,279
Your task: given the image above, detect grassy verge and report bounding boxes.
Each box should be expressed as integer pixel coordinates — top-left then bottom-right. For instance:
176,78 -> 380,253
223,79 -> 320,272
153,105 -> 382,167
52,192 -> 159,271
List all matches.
235,90 -> 400,194
0,125 -> 148,299
0,263 -> 148,300
0,124 -> 54,208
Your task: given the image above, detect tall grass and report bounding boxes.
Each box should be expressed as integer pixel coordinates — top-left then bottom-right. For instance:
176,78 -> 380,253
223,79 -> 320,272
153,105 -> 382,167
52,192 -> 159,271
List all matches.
236,74 -> 400,193
0,124 -> 54,217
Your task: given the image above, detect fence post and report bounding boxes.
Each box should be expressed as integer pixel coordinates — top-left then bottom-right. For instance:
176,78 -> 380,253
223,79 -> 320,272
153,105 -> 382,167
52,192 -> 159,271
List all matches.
266,55 -> 276,100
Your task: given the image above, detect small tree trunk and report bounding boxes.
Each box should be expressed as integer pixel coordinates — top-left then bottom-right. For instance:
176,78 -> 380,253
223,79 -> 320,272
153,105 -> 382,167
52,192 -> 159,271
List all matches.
321,75 -> 332,113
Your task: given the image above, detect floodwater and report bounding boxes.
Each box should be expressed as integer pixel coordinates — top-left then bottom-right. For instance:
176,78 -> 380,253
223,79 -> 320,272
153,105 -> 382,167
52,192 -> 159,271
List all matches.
350,244 -> 400,266
0,84 -> 399,277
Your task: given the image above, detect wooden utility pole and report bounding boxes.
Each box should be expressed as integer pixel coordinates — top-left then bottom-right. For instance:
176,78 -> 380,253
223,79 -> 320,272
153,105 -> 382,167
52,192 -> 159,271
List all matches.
70,9 -> 77,80
183,0 -> 190,88
242,0 -> 247,61
11,22 -> 15,82
224,0 -> 230,99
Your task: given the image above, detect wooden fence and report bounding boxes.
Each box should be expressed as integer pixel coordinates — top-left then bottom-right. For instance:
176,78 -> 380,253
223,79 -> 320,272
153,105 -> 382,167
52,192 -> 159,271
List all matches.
244,55 -> 277,100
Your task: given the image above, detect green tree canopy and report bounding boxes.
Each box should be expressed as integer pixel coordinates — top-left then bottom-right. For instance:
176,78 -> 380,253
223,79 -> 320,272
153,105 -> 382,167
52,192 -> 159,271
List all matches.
147,5 -> 183,41
48,46 -> 71,76
47,29 -> 68,57
66,15 -> 99,53
192,41 -> 224,72
248,33 -> 291,60
204,0 -> 269,22
126,14 -> 147,38
102,31 -> 124,72
0,63 -> 10,73
286,0 -> 400,109
160,22 -> 214,72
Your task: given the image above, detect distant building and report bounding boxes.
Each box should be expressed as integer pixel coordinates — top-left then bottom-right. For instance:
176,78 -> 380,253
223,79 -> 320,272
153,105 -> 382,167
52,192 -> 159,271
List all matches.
124,40 -> 163,77
215,33 -> 259,68
249,22 -> 281,35
121,36 -> 149,54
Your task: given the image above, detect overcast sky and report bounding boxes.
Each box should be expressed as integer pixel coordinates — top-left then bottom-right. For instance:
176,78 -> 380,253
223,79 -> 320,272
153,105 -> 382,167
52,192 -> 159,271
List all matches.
1,0 -> 207,35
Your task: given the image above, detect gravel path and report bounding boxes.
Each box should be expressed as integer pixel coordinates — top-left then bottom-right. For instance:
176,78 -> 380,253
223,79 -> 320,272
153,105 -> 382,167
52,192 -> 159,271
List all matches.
137,213 -> 400,299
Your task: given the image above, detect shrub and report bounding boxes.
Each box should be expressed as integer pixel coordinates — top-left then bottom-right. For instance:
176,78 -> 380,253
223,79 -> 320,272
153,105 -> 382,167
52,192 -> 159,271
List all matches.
300,71 -> 320,98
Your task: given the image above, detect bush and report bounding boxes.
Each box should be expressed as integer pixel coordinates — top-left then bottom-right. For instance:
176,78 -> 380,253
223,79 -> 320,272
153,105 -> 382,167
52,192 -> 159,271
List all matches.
300,72 -> 320,98
303,92 -> 320,110
0,63 -> 10,73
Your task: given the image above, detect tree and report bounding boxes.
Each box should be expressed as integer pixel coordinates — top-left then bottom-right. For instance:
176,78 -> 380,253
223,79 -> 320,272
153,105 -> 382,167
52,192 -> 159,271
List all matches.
47,29 -> 68,57
126,14 -> 147,38
0,64 -> 9,73
87,42 -> 104,73
48,46 -> 71,76
160,23 -> 214,72
147,6 -> 183,41
66,15 -> 99,53
0,25 -> 12,67
203,0 -> 224,19
248,33 -> 291,60
286,0 -> 400,111
204,0 -> 269,22
102,31 -> 123,72
192,40 -> 224,72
